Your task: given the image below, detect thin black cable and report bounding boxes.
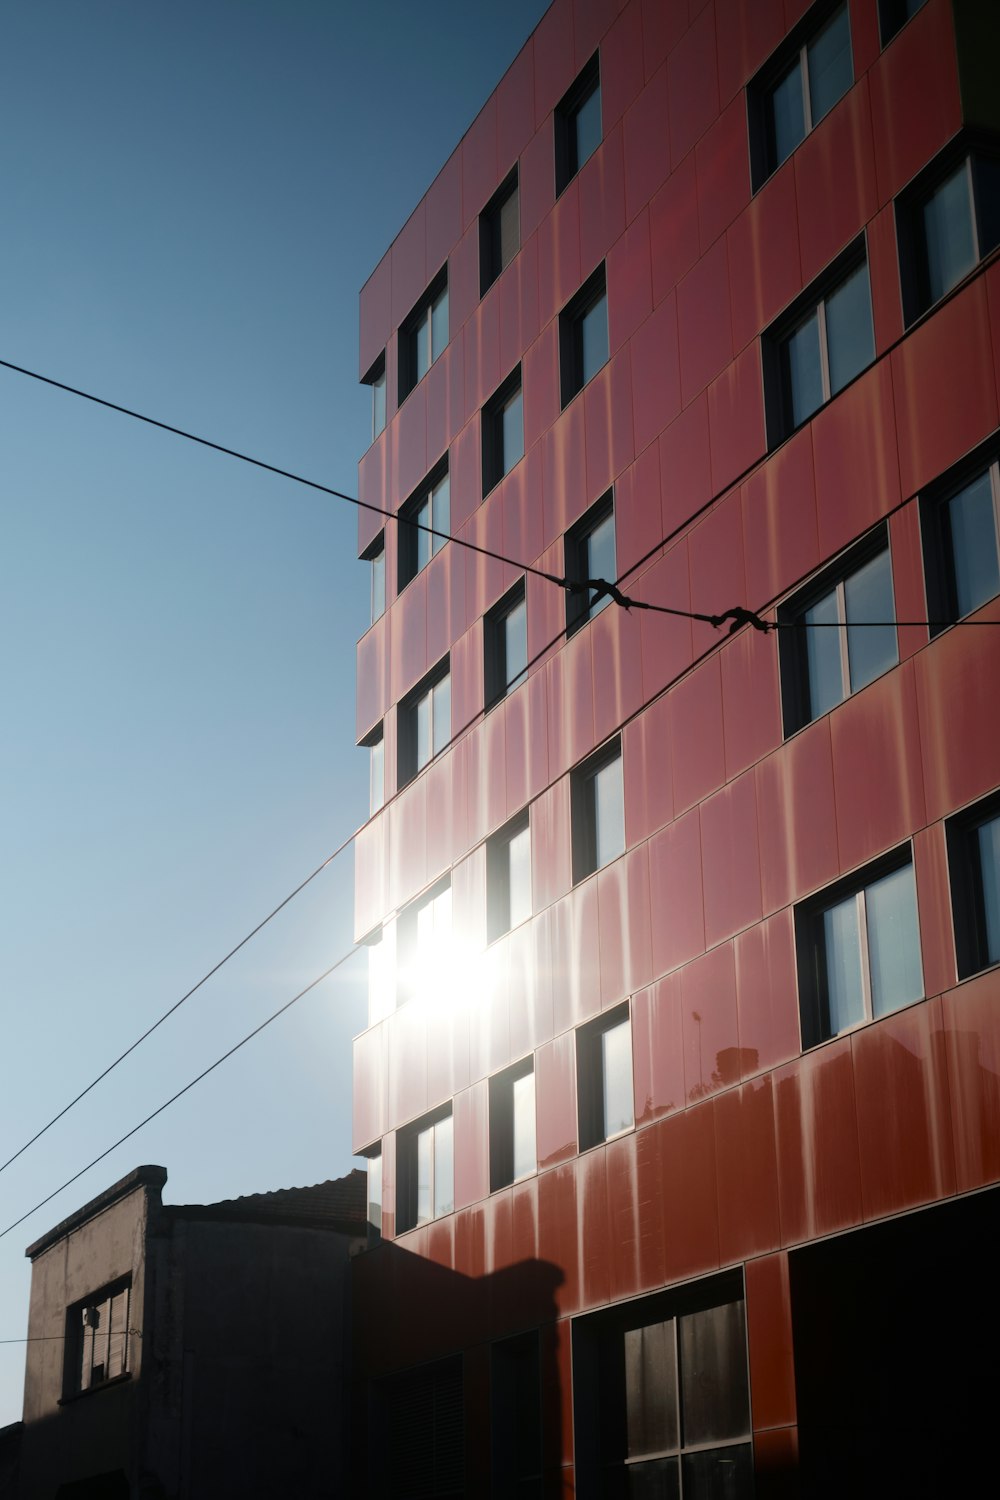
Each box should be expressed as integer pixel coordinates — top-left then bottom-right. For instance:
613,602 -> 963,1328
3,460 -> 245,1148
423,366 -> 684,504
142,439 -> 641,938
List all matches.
0,949 -> 361,1243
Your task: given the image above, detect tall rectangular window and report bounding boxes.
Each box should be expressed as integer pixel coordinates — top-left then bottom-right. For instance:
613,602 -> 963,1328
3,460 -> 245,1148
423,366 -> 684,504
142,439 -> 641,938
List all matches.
365,1147 -> 382,1242
364,533 -> 385,624
779,528 -> 897,735
796,848 -> 924,1048
398,658 -> 450,787
489,1055 -> 537,1190
487,810 -> 532,943
397,878 -> 452,1008
555,52 -> 601,196
571,736 -> 625,884
480,165 -> 519,295
364,925 -> 395,1025
482,367 -> 524,495
898,145 -> 1000,324
565,491 -> 616,635
364,725 -> 384,815
398,463 -> 450,591
764,242 -> 874,444
577,1001 -> 634,1151
750,1 -> 852,188
68,1281 -> 131,1395
947,792 -> 1000,980
559,264 -> 608,407
398,269 -> 449,403
484,579 -> 528,708
492,1333 -> 542,1498
364,352 -> 387,441
923,454 -> 1000,632
397,1106 -> 454,1232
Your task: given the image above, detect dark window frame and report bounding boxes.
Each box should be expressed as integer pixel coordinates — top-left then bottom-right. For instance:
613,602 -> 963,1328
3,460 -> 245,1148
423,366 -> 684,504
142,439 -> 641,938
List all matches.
397,458 -> 450,593
878,0 -> 929,48
777,522 -> 897,737
481,365 -> 524,497
395,1102 -> 454,1234
363,531 -> 386,624
748,0 -> 854,191
363,350 -> 387,443
362,722 -> 384,816
576,1000 -> 634,1152
896,135 -> 1000,328
397,656 -> 451,788
555,51 -> 601,197
565,490 -> 616,637
559,262 -> 608,409
484,578 -> 528,710
398,266 -> 449,405
488,1053 -> 536,1191
480,165 -> 520,296
64,1277 -> 132,1399
921,437 -> 1000,635
947,790 -> 1000,981
762,233 -> 874,448
795,842 -> 924,1049
486,808 -> 532,944
571,734 -> 625,885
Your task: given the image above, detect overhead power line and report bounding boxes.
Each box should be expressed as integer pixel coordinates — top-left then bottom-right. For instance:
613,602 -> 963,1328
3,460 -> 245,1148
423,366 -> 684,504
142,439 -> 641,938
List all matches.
0,949 -> 361,1244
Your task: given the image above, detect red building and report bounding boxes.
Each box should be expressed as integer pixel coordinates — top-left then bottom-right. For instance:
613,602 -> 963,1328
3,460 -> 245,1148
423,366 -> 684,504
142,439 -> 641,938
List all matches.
350,1 -> 1000,1493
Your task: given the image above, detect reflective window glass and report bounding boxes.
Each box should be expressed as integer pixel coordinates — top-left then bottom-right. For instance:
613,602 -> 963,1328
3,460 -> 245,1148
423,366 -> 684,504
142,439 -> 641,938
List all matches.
807,2 -> 852,126
594,752 -> 625,870
823,895 -> 866,1034
825,260 -> 875,395
770,59 -> 805,169
574,81 -> 602,172
947,471 -> 1000,618
512,1069 -> 536,1181
504,596 -> 528,692
501,386 -> 524,474
370,543 -> 385,623
417,1126 -> 433,1225
434,1113 -> 454,1217
922,163 -> 976,305
678,1300 -> 751,1447
784,309 -> 824,427
844,547 -> 897,690
625,1320 -> 679,1457
866,862 -> 923,1017
372,365 -> 386,439
369,734 -> 384,816
580,292 -> 609,386
601,1017 -> 634,1137
432,673 -> 450,756
979,816 -> 1000,965
508,821 -> 532,930
585,508 -> 617,620
431,284 -> 449,361
804,588 -> 844,718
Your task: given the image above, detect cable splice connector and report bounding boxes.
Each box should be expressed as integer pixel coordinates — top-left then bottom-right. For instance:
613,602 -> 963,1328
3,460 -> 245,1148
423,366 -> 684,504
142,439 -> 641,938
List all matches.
708,606 -> 771,635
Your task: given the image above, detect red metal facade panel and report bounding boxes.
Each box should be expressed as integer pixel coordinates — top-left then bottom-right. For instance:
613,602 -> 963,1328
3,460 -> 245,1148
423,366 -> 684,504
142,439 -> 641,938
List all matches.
351,0 -> 1000,1491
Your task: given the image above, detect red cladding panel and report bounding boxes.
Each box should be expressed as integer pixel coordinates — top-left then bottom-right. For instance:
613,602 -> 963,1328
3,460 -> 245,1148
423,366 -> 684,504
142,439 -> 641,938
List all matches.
496,39 -> 536,174
505,667 -> 550,810
632,974 -> 685,1124
508,911 -> 555,1055
623,695 -> 673,847
714,1076 -> 782,1262
605,1131 -> 641,1299
829,661 -> 926,873
523,317 -> 562,455
591,604 -> 645,746
449,221 -> 480,351
852,997 -> 957,1220
648,808 -> 706,976
891,281 -> 999,501
464,288 -> 503,422
699,772 -> 763,947
352,1026 -> 386,1153
793,80 -> 877,289
357,434 -> 387,556
551,879 -> 603,1034
608,207 -> 653,354
755,717 -> 840,913
742,425 -> 819,609
546,627 -> 596,779
889,504 -> 928,664
389,569 -> 428,700
867,204 -> 903,356
612,443 -> 664,591
499,237 -> 542,376
637,542 -> 694,697
868,0 -> 961,205
942,970 -> 1000,1194
688,491 -> 748,656
720,621 -> 782,782
695,96 -> 751,254
454,1081 -> 490,1210
706,341 -> 766,496
744,1252 -> 797,1431
464,487 -> 509,625
634,1119 -> 670,1288
600,0 -> 644,129
579,121 -> 627,276
356,617 -> 388,741
520,122 -> 556,243
913,824 -> 956,1000
538,1161 -> 582,1315
666,3 -> 720,166
584,350 -> 635,498
388,776 -> 428,913
542,391 -> 588,549
425,342 -> 465,469
531,778 -> 574,913
676,236 -> 734,405
360,250 -> 392,382
659,1102 -> 722,1283
578,1148 -> 611,1308
537,178 -> 583,332
811,359 -> 900,563
391,201 -> 428,329
501,444 -> 545,574
532,0 -> 577,129
573,0 -> 617,71
641,0 -> 687,81
727,161 -> 802,354
387,1002 -> 428,1130
353,815 -> 388,943
659,387 -> 712,537
650,152 -> 701,307
734,907 -> 801,1078
667,655 -> 726,816
680,942 -> 741,1105
773,1038 -> 864,1244
914,595 -> 1000,822
426,148 -> 462,286
597,845 -> 654,1004
622,64 -> 671,225
715,0 -> 786,107
629,292 -> 682,458
462,95 -> 499,231
425,548 -> 456,670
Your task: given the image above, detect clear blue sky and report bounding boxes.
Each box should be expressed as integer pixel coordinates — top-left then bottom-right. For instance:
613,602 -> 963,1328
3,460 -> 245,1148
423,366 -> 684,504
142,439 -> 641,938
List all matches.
0,0 -> 548,1422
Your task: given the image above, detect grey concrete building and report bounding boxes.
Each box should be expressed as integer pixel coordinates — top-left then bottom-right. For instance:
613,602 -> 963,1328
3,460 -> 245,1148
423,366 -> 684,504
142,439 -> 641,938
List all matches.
14,1164 -> 365,1499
